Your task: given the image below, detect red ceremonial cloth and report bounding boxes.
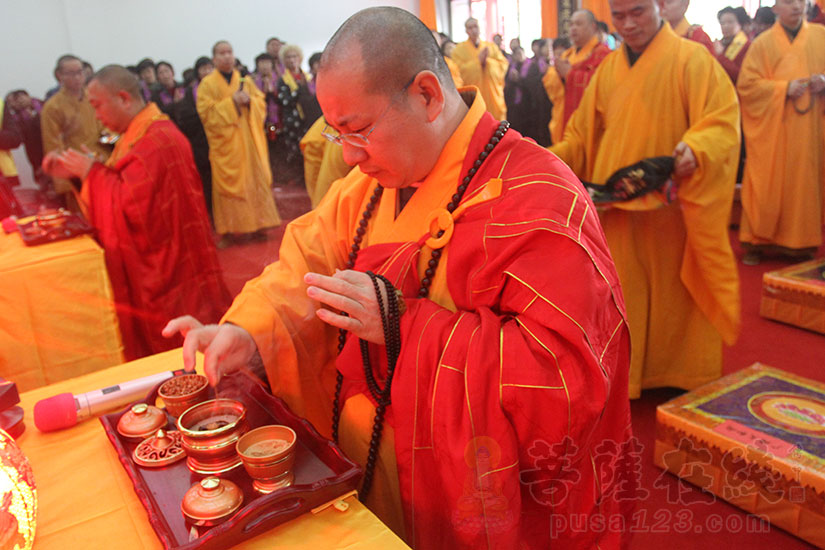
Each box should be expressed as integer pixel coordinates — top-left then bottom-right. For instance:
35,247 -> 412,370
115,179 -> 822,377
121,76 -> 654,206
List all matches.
85,118 -> 231,360
337,113 -> 636,549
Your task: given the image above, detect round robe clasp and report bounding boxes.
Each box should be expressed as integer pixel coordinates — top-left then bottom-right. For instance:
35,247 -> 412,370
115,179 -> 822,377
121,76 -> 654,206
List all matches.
424,208 -> 454,249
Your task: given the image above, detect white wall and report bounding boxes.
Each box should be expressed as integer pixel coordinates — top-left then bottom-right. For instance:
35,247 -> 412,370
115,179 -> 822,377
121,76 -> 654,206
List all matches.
1,0 -> 419,185
1,0 -> 419,102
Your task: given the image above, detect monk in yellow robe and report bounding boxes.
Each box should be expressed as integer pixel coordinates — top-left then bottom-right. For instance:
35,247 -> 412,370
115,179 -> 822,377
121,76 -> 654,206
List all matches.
431,30 -> 465,88
737,0 -> 825,264
197,41 -> 280,241
41,54 -> 110,211
543,9 -> 611,143
444,56 -> 464,88
451,18 -> 507,120
551,0 -> 741,399
167,7 -> 635,549
299,115 -> 351,207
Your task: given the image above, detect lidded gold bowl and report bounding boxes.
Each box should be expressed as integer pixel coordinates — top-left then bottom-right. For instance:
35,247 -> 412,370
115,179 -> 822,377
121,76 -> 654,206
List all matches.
117,403 -> 167,440
181,476 -> 243,526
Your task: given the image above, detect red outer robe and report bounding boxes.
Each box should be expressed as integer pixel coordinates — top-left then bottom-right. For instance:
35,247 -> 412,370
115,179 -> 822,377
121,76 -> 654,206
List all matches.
564,42 -> 612,127
337,113 -> 635,548
686,26 -> 715,54
85,119 -> 231,360
716,40 -> 750,84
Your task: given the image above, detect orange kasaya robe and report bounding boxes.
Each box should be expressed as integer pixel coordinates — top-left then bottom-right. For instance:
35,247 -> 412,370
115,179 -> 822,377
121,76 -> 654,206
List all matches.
551,22 -> 741,399
543,35 -> 611,143
738,21 -> 825,250
672,16 -> 715,53
299,115 -> 351,208
224,89 -> 635,548
196,69 -> 281,235
451,40 -> 508,120
82,103 -> 232,361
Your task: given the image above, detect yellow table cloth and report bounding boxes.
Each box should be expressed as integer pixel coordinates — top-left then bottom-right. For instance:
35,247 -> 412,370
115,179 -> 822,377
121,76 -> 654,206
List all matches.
17,349 -> 410,549
0,231 -> 124,391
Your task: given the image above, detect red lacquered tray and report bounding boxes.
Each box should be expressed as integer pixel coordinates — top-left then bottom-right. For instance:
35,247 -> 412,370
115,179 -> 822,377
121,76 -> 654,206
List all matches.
100,373 -> 362,550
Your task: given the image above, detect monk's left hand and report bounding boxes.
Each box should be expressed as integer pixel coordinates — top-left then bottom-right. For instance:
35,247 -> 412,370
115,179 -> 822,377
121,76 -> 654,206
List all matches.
305,270 -> 390,345
672,141 -> 697,180
810,74 -> 825,94
57,148 -> 95,179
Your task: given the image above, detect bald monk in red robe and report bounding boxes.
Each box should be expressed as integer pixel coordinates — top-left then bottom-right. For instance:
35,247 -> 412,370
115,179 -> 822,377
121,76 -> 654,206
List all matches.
43,65 -> 231,360
166,8 -> 635,549
543,9 -> 611,142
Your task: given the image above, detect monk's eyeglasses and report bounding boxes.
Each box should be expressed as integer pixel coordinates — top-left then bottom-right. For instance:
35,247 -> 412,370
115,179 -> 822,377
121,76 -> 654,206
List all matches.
321,75 -> 416,148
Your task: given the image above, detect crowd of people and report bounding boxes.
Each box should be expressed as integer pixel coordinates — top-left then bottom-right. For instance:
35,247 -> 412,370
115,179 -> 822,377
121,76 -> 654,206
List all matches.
0,0 -> 823,547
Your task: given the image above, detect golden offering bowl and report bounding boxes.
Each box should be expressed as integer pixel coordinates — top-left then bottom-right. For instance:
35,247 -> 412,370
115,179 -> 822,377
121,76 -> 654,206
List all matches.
177,399 -> 248,475
236,425 -> 297,493
158,374 -> 210,417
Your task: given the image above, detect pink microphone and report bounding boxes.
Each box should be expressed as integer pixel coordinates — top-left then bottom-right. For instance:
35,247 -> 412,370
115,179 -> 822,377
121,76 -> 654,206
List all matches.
34,369 -> 184,432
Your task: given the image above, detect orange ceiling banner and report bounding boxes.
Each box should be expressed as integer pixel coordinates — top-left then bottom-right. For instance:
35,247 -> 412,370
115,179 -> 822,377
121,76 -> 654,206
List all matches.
541,0 -> 558,38
582,0 -> 614,31
420,0 -> 437,30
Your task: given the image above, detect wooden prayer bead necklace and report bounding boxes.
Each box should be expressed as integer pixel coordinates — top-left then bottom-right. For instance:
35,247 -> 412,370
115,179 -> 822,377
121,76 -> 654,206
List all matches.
331,120 -> 510,501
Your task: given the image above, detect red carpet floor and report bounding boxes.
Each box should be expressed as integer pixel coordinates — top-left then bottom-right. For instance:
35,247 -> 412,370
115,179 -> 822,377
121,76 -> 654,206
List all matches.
19,184 -> 822,548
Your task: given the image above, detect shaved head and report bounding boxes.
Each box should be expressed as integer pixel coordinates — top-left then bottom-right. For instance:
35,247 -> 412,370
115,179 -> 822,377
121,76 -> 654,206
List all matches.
91,64 -> 143,100
574,9 -> 597,25
320,6 -> 453,97
212,40 -> 230,56
570,9 -> 599,47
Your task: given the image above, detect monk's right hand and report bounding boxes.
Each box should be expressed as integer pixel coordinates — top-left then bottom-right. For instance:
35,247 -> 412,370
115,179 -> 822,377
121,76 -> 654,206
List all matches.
555,58 -> 572,79
479,47 -> 489,67
233,90 -> 251,107
41,151 -> 73,179
788,78 -> 808,99
162,316 -> 258,387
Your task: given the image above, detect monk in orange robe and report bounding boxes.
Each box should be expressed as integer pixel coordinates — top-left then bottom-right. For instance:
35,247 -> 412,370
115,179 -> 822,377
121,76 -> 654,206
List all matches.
166,7 -> 635,549
543,9 -> 611,143
663,0 -> 714,52
451,18 -> 508,120
551,0 -> 741,399
43,66 -> 231,361
737,0 -> 825,264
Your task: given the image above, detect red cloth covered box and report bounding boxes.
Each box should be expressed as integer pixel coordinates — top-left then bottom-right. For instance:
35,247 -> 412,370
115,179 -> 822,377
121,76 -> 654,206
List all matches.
654,364 -> 825,548
760,258 -> 825,334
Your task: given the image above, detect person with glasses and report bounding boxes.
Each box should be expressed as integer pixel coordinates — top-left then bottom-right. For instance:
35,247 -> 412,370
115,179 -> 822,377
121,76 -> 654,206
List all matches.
40,54 -> 110,212
166,7 -> 634,548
